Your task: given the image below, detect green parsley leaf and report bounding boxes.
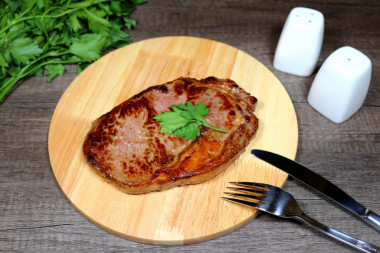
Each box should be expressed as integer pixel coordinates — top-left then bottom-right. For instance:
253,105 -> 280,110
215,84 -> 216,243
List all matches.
8,37 -> 43,65
69,14 -> 82,32
44,63 -> 66,82
154,101 -> 227,141
69,33 -> 106,62
0,52 -> 8,67
84,9 -> 111,33
153,106 -> 189,134
123,17 -> 137,30
173,122 -> 202,141
110,1 -> 122,14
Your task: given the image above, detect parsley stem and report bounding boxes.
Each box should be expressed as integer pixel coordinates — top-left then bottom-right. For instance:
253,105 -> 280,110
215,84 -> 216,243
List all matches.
202,122 -> 228,133
0,57 -> 75,101
0,77 -> 17,98
20,59 -> 76,80
186,106 -> 228,133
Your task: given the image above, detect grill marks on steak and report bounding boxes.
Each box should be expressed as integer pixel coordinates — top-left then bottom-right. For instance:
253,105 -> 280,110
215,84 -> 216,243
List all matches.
83,77 -> 258,194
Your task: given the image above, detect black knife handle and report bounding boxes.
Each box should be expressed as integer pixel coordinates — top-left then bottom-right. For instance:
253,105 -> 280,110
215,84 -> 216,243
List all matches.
364,210 -> 380,231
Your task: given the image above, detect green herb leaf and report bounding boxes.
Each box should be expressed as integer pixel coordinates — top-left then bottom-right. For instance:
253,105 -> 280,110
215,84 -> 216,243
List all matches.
44,63 -> 66,82
153,106 -> 188,134
173,122 -> 202,141
69,33 -> 106,62
69,14 -> 82,32
8,37 -> 43,65
154,101 -> 227,141
85,9 -> 111,33
123,17 -> 137,30
0,52 -> 9,67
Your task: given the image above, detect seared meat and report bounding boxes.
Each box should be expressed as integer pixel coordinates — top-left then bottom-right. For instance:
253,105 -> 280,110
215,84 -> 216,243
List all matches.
83,77 -> 258,194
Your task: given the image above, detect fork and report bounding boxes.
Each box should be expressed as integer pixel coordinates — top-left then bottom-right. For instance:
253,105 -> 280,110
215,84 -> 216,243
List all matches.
223,182 -> 380,253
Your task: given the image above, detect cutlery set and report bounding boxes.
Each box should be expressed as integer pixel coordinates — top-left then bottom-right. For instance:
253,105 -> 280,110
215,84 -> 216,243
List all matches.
223,149 -> 379,253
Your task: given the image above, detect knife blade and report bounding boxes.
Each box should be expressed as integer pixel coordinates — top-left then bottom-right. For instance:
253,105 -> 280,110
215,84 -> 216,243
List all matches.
251,149 -> 380,231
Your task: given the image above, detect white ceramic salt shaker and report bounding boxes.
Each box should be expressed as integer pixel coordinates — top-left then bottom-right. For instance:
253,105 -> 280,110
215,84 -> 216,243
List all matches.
307,46 -> 372,123
273,7 -> 324,76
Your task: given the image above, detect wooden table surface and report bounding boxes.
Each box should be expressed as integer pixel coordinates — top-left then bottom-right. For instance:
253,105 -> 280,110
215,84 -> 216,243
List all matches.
1,1 -> 379,252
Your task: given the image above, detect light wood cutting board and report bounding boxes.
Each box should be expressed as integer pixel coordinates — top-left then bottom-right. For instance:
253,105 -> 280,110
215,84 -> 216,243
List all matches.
48,36 -> 298,245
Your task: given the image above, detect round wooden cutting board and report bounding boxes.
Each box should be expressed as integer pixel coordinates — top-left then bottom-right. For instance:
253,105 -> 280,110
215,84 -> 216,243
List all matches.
48,36 -> 298,245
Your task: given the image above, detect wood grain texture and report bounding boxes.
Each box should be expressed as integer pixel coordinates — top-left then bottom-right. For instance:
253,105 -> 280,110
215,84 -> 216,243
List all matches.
0,0 -> 379,252
48,36 -> 298,245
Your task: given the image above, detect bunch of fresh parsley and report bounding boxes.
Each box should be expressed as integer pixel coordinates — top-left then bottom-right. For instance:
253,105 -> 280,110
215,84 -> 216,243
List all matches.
0,0 -> 146,102
154,101 -> 227,141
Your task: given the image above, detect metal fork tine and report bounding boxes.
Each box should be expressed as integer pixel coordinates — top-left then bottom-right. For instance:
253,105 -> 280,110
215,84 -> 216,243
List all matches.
224,192 -> 265,203
226,186 -> 267,196
230,182 -> 270,191
222,197 -> 260,209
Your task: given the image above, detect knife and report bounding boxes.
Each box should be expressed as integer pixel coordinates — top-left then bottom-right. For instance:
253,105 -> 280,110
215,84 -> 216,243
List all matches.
251,149 -> 380,231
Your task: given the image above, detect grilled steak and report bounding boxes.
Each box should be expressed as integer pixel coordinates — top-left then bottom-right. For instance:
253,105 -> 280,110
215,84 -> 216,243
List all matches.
83,77 -> 258,194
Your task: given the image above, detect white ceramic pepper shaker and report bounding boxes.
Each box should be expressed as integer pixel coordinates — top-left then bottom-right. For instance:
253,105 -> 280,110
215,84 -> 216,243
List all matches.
307,46 -> 372,123
273,7 -> 324,76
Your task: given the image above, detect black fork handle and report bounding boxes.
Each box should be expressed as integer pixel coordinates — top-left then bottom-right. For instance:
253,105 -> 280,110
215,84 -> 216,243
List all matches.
296,212 -> 379,253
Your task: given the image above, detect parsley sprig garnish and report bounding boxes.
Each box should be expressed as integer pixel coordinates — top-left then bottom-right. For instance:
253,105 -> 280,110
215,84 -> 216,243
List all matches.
153,101 -> 227,141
